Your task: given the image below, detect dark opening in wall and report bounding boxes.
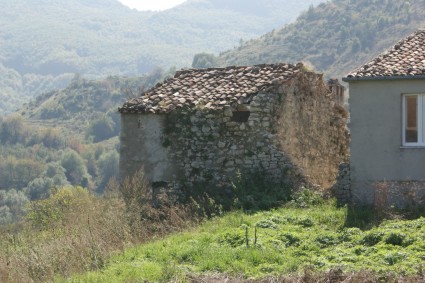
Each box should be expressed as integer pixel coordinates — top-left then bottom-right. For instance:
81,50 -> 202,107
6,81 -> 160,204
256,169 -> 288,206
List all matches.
231,111 -> 250,122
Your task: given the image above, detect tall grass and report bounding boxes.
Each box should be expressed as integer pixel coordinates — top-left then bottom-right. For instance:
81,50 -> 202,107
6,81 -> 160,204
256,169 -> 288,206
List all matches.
66,199 -> 425,282
0,171 -> 195,283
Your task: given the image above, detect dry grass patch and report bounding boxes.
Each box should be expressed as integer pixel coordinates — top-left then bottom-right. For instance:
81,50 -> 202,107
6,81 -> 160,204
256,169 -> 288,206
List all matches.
0,171 -> 196,283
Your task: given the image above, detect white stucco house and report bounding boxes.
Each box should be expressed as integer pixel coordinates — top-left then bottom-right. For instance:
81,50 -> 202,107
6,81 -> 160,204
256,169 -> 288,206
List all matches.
343,29 -> 425,205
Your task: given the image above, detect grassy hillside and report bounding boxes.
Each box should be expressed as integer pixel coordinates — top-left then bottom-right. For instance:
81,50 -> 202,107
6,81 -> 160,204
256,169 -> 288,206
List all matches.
214,0 -> 425,78
67,198 -> 425,282
2,184 -> 424,282
0,0 -> 324,114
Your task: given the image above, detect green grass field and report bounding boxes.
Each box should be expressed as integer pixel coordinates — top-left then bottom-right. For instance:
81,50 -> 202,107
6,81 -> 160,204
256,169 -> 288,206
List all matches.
64,200 -> 425,282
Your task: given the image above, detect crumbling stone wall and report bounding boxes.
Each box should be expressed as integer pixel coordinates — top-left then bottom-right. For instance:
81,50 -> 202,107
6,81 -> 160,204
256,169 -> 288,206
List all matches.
120,71 -> 349,192
162,92 -> 304,189
276,72 -> 349,189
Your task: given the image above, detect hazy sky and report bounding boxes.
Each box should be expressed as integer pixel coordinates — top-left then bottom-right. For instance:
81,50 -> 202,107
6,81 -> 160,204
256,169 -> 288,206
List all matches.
117,0 -> 187,11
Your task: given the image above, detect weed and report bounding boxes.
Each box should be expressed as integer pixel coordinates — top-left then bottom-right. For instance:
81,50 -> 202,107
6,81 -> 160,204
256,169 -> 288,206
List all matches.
278,233 -> 301,247
295,217 -> 314,227
384,252 -> 407,265
315,234 -> 339,248
290,188 -> 324,208
361,231 -> 384,246
255,220 -> 278,229
218,231 -> 245,247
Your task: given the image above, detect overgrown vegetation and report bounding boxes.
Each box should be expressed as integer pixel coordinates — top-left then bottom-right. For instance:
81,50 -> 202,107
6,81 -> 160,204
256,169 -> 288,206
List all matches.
0,171 -> 196,283
66,194 -> 425,282
1,168 -> 425,282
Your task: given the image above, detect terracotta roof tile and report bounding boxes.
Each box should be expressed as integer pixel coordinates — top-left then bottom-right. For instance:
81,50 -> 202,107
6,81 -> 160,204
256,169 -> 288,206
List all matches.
345,30 -> 425,79
119,63 -> 302,114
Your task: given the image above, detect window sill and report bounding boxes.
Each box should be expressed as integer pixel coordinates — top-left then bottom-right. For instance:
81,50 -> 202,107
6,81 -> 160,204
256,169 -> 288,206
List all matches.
400,146 -> 425,149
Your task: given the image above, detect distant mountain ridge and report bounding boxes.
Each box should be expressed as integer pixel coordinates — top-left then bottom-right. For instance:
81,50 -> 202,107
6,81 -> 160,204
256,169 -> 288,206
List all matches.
215,0 -> 425,79
0,0 -> 324,114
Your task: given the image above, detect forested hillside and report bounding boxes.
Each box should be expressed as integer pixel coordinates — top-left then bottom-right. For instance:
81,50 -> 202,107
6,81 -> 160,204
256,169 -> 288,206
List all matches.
0,0 -> 324,114
0,71 -> 166,225
207,0 -> 424,78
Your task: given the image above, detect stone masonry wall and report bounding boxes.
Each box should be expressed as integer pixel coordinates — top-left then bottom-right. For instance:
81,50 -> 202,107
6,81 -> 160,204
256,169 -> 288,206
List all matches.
120,71 -> 350,194
276,72 -> 349,189
163,92 -> 302,189
158,72 -> 349,191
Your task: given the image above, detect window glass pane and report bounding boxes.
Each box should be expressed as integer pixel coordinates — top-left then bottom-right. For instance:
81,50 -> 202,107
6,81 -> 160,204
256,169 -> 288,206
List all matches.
406,96 -> 418,143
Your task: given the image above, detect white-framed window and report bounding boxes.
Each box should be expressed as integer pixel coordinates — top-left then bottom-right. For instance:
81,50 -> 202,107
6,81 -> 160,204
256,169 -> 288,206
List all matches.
402,93 -> 425,146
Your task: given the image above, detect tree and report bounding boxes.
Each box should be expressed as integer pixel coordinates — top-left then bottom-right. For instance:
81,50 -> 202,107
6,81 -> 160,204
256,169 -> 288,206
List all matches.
61,149 -> 90,186
97,150 -> 119,193
0,113 -> 26,144
0,189 -> 29,224
85,115 -> 115,142
192,53 -> 218,69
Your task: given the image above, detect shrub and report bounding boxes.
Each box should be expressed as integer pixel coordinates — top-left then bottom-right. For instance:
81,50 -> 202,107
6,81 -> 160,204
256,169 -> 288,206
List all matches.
361,231 -> 384,246
384,232 -> 414,247
315,234 -> 339,248
217,231 -> 245,247
384,252 -> 407,265
290,189 -> 324,208
279,233 -> 301,247
26,187 -> 91,230
295,217 -> 314,227
256,219 -> 278,229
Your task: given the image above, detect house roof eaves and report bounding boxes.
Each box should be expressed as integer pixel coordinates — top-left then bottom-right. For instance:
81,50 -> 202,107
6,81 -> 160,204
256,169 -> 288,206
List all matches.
342,75 -> 425,82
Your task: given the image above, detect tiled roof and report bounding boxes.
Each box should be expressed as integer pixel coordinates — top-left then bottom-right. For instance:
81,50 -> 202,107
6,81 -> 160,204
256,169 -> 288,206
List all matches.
119,63 -> 302,114
345,30 -> 425,79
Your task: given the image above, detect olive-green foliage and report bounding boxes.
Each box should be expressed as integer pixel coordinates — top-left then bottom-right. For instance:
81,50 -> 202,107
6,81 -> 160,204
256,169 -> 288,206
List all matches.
96,150 -> 119,192
0,0 -> 324,115
26,187 -> 90,230
192,53 -> 219,69
85,115 -> 116,143
0,77 -> 139,221
0,113 -> 26,144
0,156 -> 45,189
61,149 -> 90,186
0,189 -> 28,225
218,0 -> 425,78
68,201 -> 425,282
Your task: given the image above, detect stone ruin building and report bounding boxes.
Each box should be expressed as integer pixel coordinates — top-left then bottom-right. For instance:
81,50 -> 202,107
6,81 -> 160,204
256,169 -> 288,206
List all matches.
119,63 -> 349,194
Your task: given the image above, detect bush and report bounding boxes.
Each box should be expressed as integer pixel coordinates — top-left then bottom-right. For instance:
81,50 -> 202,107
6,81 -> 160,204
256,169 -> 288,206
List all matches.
290,189 -> 324,208
361,231 -> 384,246
384,232 -> 414,247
